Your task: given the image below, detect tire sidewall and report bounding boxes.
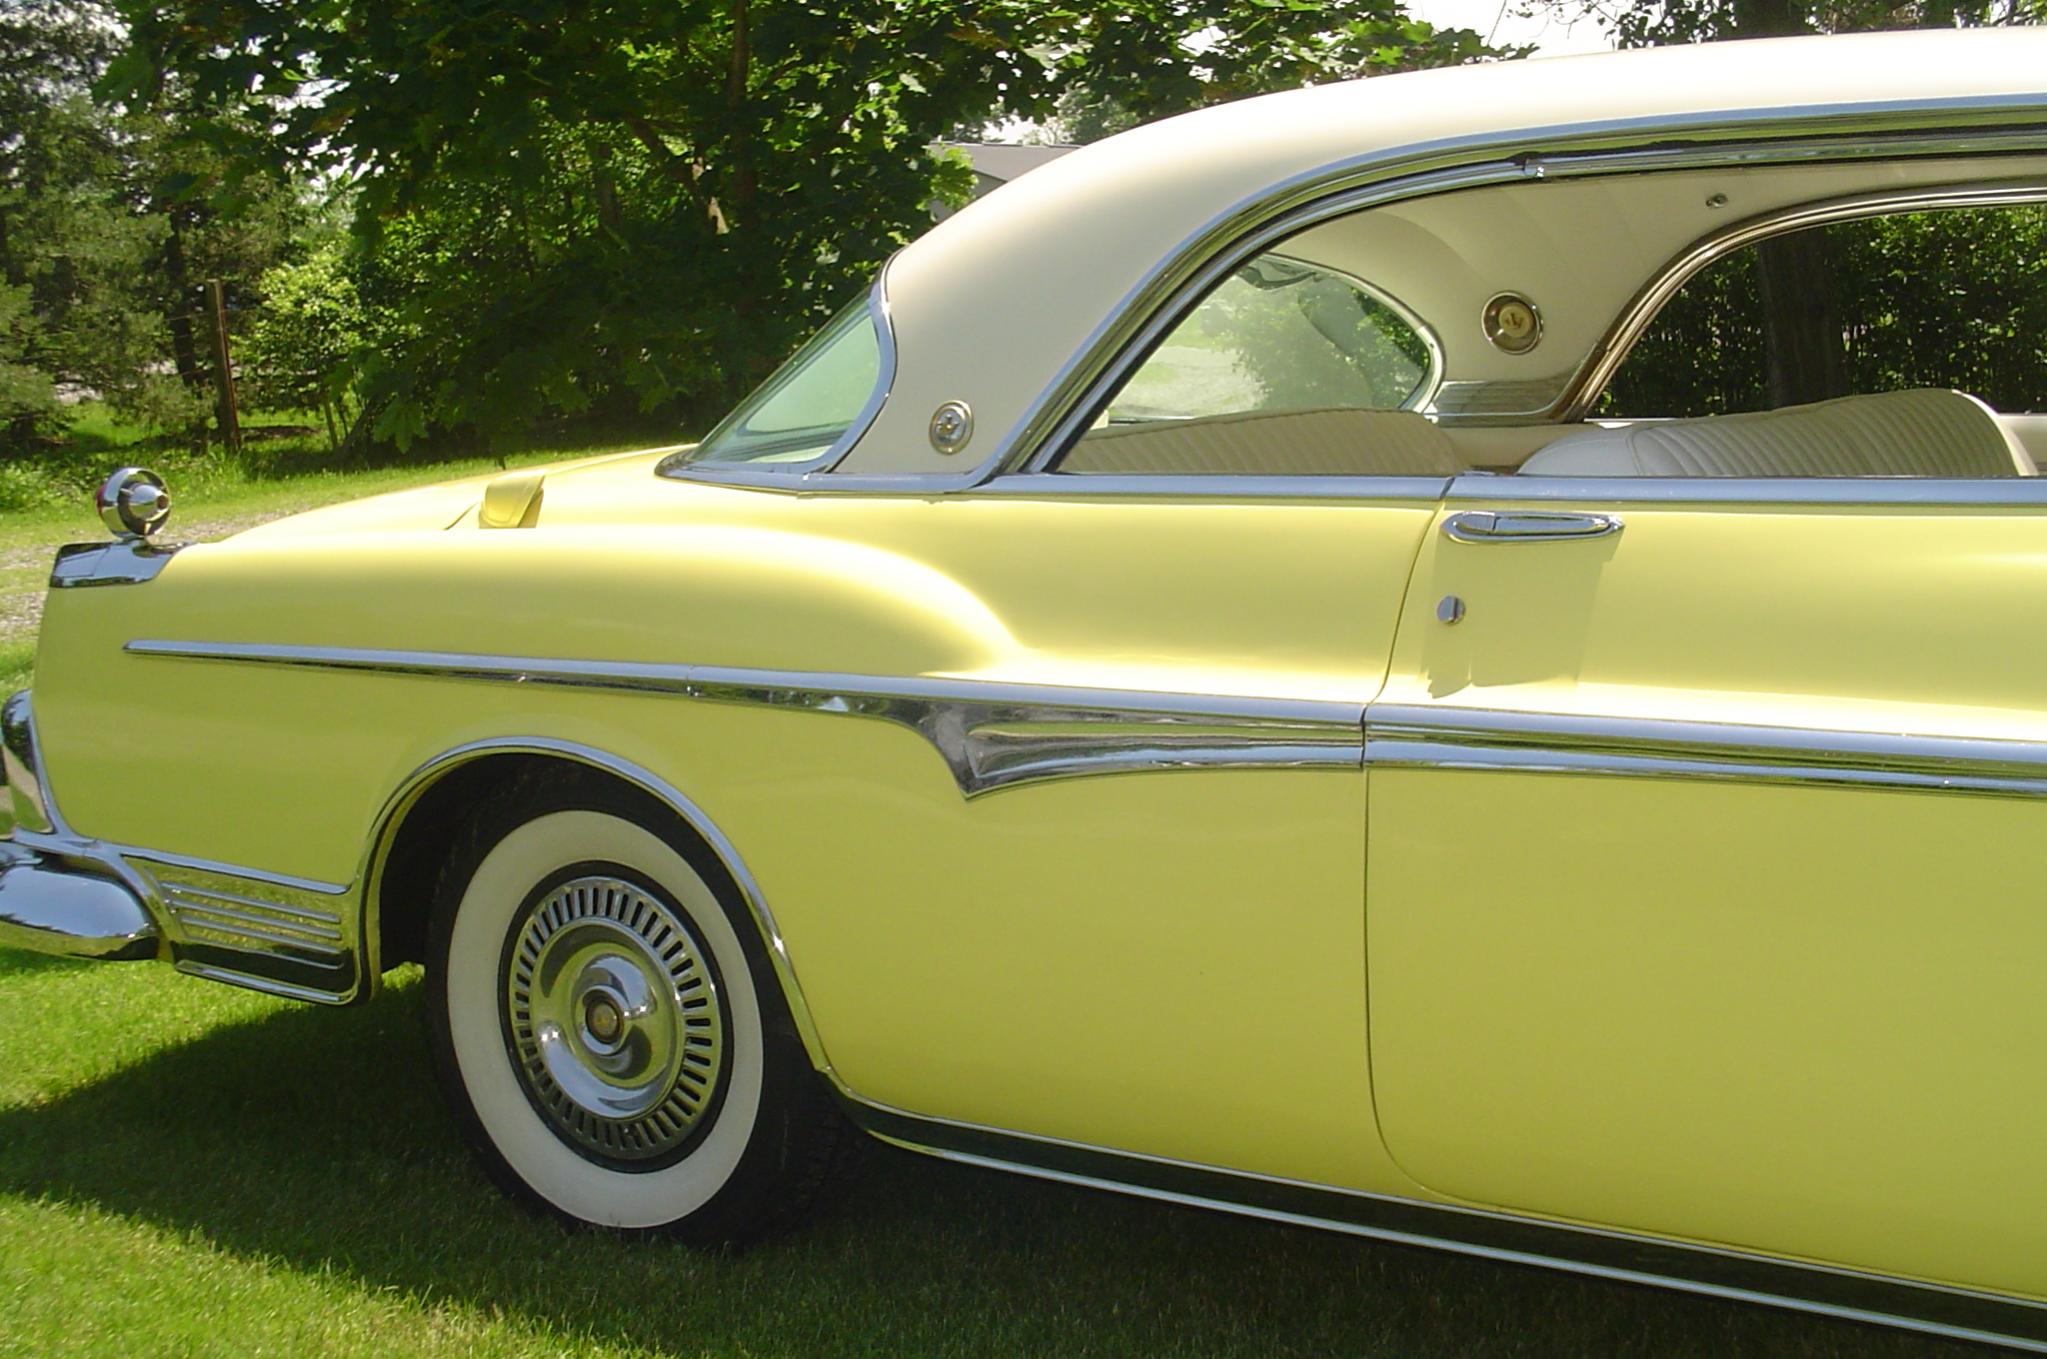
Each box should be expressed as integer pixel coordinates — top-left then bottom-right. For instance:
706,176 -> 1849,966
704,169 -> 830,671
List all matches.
431,803 -> 767,1231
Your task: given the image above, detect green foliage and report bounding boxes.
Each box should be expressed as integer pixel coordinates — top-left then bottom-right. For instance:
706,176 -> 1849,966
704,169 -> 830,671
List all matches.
107,0 -> 1083,449
1605,205 -> 2047,416
241,242 -> 367,430
1045,2 -> 1515,143
1534,0 -> 2045,47
0,0 -> 310,457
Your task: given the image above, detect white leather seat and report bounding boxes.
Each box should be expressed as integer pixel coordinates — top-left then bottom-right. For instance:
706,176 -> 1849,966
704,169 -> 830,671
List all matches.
1518,389 -> 2035,479
1062,407 -> 1464,477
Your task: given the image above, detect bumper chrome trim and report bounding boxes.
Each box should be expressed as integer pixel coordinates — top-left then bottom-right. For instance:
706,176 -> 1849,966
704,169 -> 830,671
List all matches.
0,842 -> 159,962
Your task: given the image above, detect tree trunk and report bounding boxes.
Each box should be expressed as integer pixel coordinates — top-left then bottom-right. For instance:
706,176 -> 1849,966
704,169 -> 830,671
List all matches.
1729,0 -> 1845,409
1755,230 -> 1849,409
162,222 -> 205,390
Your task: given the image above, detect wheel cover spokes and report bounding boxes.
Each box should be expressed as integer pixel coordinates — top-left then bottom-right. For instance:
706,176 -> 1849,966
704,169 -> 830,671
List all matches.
504,874 -> 724,1163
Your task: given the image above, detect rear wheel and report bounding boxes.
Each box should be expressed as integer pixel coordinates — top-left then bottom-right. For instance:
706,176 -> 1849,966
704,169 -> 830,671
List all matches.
425,772 -> 855,1242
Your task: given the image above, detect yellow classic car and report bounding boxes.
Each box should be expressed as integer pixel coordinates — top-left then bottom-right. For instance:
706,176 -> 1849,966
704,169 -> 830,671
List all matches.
8,25 -> 2047,1349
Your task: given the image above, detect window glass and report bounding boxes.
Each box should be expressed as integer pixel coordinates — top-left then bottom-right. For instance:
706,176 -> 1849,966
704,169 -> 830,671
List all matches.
1106,256 -> 1433,422
1603,204 -> 2047,418
681,296 -> 882,468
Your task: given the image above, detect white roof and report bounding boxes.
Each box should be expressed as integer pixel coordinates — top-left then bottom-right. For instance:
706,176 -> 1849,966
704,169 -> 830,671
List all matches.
846,28 -> 2047,476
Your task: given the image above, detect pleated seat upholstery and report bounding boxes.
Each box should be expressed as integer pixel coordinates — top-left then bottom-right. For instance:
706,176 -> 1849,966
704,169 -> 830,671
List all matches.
1518,389 -> 2035,478
1062,407 -> 1465,477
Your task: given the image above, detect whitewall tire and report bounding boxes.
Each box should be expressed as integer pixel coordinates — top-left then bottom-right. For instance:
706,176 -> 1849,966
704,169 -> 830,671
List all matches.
425,769 -> 857,1242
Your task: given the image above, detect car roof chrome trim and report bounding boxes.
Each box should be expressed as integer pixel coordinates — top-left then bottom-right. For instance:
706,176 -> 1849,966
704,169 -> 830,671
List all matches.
1448,472 -> 2047,507
843,1096 -> 2047,1352
656,256 -> 899,486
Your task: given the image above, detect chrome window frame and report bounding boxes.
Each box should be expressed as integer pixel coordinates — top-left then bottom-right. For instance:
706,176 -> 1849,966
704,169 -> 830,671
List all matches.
1559,177 -> 2047,423
1077,249 -> 1446,433
655,259 -> 898,486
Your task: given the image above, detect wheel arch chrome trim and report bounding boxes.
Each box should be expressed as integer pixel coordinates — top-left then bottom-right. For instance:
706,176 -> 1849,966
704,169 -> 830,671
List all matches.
358,735 -> 835,1076
843,1097 -> 2047,1352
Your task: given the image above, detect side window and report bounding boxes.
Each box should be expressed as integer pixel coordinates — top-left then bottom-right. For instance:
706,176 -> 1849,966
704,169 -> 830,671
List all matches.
1054,253 -> 1454,477
1602,204 -> 2047,419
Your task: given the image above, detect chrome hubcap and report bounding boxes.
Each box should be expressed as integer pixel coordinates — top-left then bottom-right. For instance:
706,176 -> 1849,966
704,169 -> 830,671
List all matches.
504,874 -> 725,1163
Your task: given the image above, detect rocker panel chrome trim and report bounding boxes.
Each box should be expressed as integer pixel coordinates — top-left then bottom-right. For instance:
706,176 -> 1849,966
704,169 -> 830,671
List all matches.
125,641 -> 1366,799
1364,703 -> 2047,798
842,1098 -> 2047,1353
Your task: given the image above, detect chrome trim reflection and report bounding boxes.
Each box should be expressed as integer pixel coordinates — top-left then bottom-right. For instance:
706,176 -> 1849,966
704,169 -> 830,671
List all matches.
1451,472 -> 2047,507
1440,509 -> 1622,543
843,1097 -> 2047,1353
1365,703 -> 2047,798
49,539 -> 181,589
5,826 -> 356,1002
2,691 -> 60,836
0,841 -> 160,961
126,641 -> 1366,799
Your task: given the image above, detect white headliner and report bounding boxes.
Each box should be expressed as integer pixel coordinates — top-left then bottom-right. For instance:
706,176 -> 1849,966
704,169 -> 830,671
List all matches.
842,28 -> 2047,476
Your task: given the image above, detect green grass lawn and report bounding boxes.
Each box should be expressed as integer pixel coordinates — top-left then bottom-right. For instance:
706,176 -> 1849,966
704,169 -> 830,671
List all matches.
0,961 -> 2009,1359
0,448 -> 2015,1357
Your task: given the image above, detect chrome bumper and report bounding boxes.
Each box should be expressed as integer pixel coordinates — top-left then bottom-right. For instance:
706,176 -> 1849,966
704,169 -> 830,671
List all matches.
0,689 -> 161,963
0,842 -> 159,961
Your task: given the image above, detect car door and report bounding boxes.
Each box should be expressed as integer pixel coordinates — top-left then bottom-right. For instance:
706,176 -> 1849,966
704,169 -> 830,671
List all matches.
1363,474 -> 2047,1297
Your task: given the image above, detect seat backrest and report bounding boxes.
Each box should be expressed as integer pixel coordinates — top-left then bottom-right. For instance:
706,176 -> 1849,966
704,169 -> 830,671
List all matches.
1061,407 -> 1464,477
1518,389 -> 2035,479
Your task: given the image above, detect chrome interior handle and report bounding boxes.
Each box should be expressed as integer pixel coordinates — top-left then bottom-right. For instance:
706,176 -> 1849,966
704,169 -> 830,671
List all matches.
1442,509 -> 1623,543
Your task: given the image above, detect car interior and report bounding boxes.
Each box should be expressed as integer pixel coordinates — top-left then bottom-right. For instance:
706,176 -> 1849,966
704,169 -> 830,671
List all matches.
1052,154 -> 2047,481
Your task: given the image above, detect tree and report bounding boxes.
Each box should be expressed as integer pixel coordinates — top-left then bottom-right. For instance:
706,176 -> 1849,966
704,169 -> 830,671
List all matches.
1525,0 -> 2046,407
0,0 -> 310,453
109,0 -> 1504,451
240,240 -> 367,449
1049,2 -> 1511,139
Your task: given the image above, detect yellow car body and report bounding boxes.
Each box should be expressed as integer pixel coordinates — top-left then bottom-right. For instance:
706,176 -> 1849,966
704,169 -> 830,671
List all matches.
9,25 -> 2047,1350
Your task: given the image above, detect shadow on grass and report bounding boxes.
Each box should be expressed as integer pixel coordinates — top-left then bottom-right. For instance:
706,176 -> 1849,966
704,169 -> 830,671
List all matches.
0,980 -> 2009,1359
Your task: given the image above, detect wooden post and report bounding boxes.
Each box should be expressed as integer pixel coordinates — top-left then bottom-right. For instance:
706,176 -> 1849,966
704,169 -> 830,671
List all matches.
206,278 -> 243,459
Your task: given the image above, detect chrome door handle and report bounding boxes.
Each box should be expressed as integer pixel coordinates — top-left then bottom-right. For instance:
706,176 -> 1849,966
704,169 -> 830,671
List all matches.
1442,509 -> 1623,543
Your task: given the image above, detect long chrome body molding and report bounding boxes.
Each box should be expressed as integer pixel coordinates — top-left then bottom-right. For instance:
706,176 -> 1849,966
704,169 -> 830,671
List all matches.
843,1098 -> 2047,1353
124,641 -> 1365,798
1366,703 -> 2047,799
127,638 -> 2047,802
